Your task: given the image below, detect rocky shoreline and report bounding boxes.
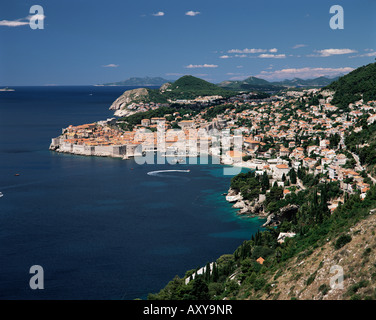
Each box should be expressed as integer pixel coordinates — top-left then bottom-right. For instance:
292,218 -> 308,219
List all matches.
226,188 -> 266,216
225,187 -> 299,228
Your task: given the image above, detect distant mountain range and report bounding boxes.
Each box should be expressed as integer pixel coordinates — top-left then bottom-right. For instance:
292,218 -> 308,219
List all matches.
102,77 -> 170,86
217,76 -> 281,92
272,76 -> 340,87
218,75 -> 340,92
102,75 -> 340,91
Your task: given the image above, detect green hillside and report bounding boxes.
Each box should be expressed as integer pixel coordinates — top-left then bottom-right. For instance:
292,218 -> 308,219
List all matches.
110,75 -> 238,112
325,62 -> 376,109
163,75 -> 235,100
147,173 -> 376,300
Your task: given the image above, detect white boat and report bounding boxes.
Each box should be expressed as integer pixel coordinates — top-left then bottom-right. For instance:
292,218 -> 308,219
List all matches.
147,169 -> 190,176
0,192 -> 3,198
0,87 -> 15,92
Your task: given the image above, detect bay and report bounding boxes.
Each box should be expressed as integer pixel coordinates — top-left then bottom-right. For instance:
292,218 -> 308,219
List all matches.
0,86 -> 264,299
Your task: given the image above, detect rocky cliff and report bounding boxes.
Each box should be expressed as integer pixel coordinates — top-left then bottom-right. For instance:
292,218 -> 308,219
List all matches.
109,88 -> 150,111
226,188 -> 266,217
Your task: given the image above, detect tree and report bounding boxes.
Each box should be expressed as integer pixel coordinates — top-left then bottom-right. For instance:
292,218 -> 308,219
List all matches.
205,262 -> 211,282
261,171 -> 270,191
190,278 -> 210,300
289,168 -> 297,184
212,263 -> 219,282
319,184 -> 330,221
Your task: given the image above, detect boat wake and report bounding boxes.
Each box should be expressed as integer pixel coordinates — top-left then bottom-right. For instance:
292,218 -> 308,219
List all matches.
147,170 -> 190,176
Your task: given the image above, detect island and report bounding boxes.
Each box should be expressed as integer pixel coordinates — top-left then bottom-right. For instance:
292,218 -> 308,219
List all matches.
101,76 -> 171,87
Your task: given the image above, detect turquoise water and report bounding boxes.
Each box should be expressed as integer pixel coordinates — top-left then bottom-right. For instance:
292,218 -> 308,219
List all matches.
0,87 -> 264,299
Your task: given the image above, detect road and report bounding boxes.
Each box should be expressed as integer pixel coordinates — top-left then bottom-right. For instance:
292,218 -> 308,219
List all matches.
341,134 -> 376,184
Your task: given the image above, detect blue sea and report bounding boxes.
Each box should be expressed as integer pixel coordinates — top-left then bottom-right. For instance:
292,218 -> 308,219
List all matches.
0,86 -> 264,300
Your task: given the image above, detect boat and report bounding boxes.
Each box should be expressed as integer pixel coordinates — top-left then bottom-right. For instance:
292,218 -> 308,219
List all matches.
15,173 -> 20,176
0,87 -> 15,92
147,169 -> 191,176
0,192 -> 3,198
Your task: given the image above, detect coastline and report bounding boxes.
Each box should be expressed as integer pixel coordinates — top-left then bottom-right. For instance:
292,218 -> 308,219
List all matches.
50,141 -> 269,225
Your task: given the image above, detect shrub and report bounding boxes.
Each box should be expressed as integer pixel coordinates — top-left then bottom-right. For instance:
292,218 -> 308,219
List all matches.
362,248 -> 372,257
335,234 -> 352,250
306,272 -> 316,286
318,284 -> 330,296
253,277 -> 266,291
346,280 -> 369,296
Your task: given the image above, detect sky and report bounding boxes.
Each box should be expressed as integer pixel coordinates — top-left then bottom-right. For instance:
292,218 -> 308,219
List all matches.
0,0 -> 376,85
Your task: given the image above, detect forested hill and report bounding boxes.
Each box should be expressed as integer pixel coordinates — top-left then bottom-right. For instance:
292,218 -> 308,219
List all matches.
163,75 -> 235,99
110,75 -> 236,111
325,62 -> 376,108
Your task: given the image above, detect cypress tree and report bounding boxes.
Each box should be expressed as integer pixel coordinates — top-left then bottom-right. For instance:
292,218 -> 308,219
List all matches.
212,263 -> 219,282
204,263 -> 210,282
289,168 -> 297,184
262,171 -> 270,191
319,184 -> 330,220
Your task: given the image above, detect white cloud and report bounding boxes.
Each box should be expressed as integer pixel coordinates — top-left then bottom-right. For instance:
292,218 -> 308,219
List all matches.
152,12 -> 165,17
257,67 -> 354,80
349,51 -> 376,58
292,44 -> 307,49
0,20 -> 29,27
228,48 -> 267,54
258,54 -> 286,59
185,11 -> 200,16
219,55 -> 230,59
102,64 -> 119,68
185,64 -> 218,68
313,48 -> 357,57
0,14 -> 46,27
226,48 -> 281,57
